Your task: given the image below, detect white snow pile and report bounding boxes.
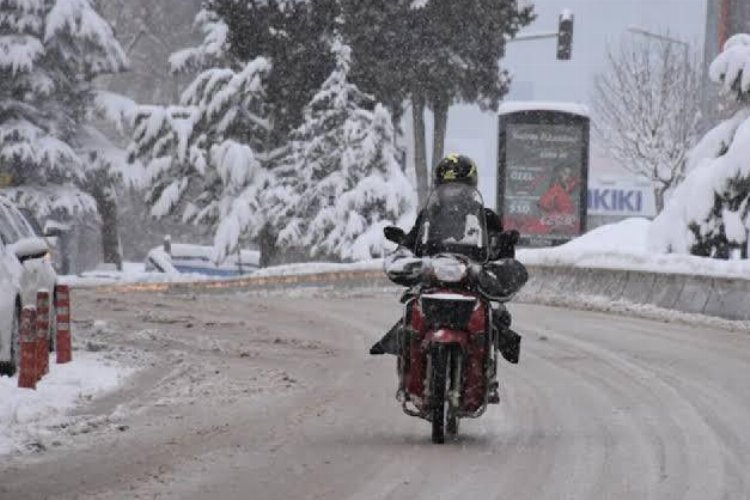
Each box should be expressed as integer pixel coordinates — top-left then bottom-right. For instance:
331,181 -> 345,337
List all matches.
61,259 -> 384,288
251,259 -> 382,278
521,218 -> 750,279
58,217 -> 750,288
519,218 -> 650,267
0,352 -> 131,456
59,262 -> 216,287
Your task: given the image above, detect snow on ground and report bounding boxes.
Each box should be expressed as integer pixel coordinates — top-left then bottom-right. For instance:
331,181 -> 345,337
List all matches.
518,218 -> 750,279
59,262 -> 213,287
0,352 -> 132,456
60,218 -> 750,288
251,259 -> 382,277
61,259 -> 383,287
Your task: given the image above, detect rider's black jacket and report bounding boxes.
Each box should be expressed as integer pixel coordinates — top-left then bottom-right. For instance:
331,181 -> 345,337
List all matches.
401,208 -> 517,260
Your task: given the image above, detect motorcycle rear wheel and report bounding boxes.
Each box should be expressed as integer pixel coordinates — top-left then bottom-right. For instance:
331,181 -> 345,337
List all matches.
431,345 -> 449,444
447,412 -> 459,436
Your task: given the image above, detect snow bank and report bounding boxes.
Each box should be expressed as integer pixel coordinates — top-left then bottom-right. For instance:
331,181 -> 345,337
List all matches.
59,262 -> 213,287
519,218 -> 651,265
0,352 -> 131,456
519,218 -> 750,279
61,259 -> 382,288
251,259 -> 382,278
59,218 -> 750,289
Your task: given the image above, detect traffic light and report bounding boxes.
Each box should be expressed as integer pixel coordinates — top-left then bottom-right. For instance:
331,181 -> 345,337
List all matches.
557,12 -> 574,60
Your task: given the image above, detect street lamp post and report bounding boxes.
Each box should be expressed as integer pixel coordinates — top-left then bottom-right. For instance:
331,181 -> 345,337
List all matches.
627,25 -> 690,60
627,25 -> 695,109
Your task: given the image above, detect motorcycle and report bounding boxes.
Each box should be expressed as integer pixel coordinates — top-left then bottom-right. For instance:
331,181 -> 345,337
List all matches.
383,183 -> 526,444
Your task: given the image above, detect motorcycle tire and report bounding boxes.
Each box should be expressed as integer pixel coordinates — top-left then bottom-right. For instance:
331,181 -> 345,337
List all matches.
447,412 -> 459,436
431,345 -> 449,444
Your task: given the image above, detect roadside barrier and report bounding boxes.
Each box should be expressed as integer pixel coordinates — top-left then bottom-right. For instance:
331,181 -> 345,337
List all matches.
80,263 -> 750,323
17,307 -> 37,390
55,285 -> 72,364
518,266 -> 750,321
36,290 -> 50,379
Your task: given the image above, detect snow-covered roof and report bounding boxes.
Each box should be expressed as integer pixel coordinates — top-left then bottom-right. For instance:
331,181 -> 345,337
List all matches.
498,101 -> 590,118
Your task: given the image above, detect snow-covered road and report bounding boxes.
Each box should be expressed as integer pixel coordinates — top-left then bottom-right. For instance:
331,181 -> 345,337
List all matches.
1,286 -> 750,499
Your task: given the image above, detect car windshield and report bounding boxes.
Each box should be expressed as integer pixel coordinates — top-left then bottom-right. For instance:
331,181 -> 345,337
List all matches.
18,208 -> 42,237
5,204 -> 33,238
0,203 -> 21,244
415,183 -> 488,262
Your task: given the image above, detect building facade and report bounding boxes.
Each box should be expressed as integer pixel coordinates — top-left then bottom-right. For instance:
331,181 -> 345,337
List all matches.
703,0 -> 750,123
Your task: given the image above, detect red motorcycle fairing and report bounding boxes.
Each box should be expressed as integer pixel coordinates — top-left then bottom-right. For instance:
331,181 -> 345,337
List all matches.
402,291 -> 490,414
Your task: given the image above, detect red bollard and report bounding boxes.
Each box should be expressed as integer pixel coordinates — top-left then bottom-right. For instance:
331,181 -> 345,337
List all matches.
18,307 -> 37,389
36,290 -> 50,379
55,285 -> 72,364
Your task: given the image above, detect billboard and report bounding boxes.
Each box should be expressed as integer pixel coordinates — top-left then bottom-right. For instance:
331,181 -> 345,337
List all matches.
497,105 -> 590,247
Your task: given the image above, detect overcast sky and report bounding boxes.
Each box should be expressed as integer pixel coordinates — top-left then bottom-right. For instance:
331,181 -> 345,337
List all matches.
427,0 -> 708,205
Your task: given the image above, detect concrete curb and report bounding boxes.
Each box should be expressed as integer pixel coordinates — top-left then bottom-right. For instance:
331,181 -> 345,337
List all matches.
81,264 -> 749,322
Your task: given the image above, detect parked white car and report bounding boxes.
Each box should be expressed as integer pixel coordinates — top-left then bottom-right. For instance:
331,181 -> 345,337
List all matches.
145,242 -> 259,277
0,197 -> 57,376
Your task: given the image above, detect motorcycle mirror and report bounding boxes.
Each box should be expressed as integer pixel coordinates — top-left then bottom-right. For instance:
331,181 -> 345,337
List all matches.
384,226 -> 406,245
507,229 -> 520,245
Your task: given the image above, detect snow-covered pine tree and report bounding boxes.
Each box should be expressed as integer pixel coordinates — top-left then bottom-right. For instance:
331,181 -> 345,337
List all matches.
0,0 -> 127,218
649,34 -> 750,258
128,38 -> 273,262
272,39 -> 414,260
204,0 -> 338,146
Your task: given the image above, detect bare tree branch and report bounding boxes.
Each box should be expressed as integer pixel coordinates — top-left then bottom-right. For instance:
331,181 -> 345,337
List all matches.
593,35 -> 702,213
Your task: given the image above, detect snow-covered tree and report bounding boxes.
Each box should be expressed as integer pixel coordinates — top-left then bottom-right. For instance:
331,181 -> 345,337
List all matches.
98,0 -> 203,105
342,0 -> 534,206
271,40 -> 414,260
649,34 -> 750,258
0,0 -> 128,218
204,0 -> 338,146
128,55 -> 273,262
168,7 -> 230,74
593,35 -> 702,213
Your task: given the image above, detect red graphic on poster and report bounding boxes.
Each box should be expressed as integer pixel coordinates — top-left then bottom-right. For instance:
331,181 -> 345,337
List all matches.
501,123 -> 584,242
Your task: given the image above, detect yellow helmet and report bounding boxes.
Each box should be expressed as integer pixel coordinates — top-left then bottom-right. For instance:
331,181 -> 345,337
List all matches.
433,154 -> 478,188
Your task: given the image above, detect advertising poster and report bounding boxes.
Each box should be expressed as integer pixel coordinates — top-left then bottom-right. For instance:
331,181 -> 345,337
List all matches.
498,110 -> 589,246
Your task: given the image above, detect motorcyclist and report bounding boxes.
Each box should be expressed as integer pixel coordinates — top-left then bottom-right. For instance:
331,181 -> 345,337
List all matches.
369,154 -> 524,403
